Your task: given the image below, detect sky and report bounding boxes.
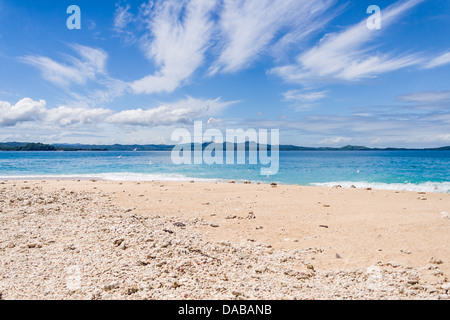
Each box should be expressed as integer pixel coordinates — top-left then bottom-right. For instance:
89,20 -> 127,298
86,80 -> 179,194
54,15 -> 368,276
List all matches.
0,0 -> 449,147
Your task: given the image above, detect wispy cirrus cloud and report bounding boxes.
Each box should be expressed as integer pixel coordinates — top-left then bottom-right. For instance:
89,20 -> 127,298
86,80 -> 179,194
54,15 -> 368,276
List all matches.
209,0 -> 336,75
21,44 -> 108,87
283,90 -> 328,103
271,0 -> 426,83
283,90 -> 328,112
114,3 -> 133,29
424,52 -> 450,69
398,90 -> 450,103
131,0 -> 217,94
125,0 -> 336,94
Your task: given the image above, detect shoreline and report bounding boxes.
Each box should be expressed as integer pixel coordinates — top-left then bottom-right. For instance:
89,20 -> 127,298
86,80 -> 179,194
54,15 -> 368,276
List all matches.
1,179 -> 449,299
1,176 -> 449,194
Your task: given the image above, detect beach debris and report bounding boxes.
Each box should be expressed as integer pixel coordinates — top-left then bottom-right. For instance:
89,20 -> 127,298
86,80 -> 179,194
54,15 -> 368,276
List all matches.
247,211 -> 256,219
442,283 -> 450,292
136,260 -> 151,266
306,264 -> 315,271
173,222 -> 186,228
225,215 -> 237,220
350,185 -> 357,189
441,212 -> 450,220
323,204 -> 331,208
188,248 -> 221,265
232,291 -> 243,298
255,226 -> 263,230
417,197 -> 427,201
271,183 -> 277,187
429,257 -> 443,265
228,181 -> 235,184
386,261 -> 402,268
114,239 -> 125,247
210,223 -> 219,228
1,181 -> 447,300
27,243 -> 42,249
401,250 -> 412,255
319,225 -> 329,229
331,185 -> 342,189
103,281 -> 119,292
163,229 -> 174,234
366,188 -> 372,191
126,286 -> 139,295
161,240 -> 171,248
244,181 -> 251,184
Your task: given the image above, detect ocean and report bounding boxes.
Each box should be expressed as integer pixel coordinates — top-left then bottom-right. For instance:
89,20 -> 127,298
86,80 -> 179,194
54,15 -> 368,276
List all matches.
0,150 -> 449,193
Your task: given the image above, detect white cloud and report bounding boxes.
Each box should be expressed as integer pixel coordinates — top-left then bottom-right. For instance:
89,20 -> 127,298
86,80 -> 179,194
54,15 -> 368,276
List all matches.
107,96 -> 238,126
0,95 -> 237,129
283,90 -> 328,103
130,0 -> 336,93
113,3 -> 137,44
45,106 -> 112,127
398,90 -> 450,103
318,136 -> 353,146
114,3 -> 133,29
0,98 -> 47,126
0,98 -> 112,127
424,52 -> 450,69
283,90 -> 328,112
131,0 -> 216,94
21,44 -> 108,87
271,0 -> 425,83
211,0 -> 336,74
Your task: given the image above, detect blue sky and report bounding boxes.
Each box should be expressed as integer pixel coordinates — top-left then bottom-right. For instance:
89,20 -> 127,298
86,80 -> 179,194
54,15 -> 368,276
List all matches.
0,0 -> 449,147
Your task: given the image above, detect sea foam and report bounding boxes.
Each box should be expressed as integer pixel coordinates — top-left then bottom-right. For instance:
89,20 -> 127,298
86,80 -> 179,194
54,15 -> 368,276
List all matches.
311,181 -> 450,193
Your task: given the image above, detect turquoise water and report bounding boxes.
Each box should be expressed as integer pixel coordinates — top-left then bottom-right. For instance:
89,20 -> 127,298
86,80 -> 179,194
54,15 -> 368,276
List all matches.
0,151 -> 449,192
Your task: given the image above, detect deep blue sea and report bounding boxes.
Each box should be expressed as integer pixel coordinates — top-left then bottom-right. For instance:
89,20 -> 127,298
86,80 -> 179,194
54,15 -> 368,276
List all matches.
0,150 -> 449,193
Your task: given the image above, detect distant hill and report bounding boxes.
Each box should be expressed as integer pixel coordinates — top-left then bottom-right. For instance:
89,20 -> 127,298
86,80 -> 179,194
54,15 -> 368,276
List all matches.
0,142 -> 449,152
0,143 -> 106,151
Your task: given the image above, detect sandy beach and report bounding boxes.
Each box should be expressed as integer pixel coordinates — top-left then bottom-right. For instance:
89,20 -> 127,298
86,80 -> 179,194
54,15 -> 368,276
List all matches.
0,179 -> 449,300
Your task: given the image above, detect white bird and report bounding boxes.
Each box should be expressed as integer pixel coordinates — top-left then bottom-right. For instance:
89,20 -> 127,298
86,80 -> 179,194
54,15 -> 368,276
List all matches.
207,117 -> 214,125
117,155 -> 122,159
148,161 -> 153,166
133,148 -> 138,152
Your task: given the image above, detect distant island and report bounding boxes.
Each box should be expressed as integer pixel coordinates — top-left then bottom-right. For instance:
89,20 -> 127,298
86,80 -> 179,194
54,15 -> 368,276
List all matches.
0,143 -> 107,152
0,142 -> 449,152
